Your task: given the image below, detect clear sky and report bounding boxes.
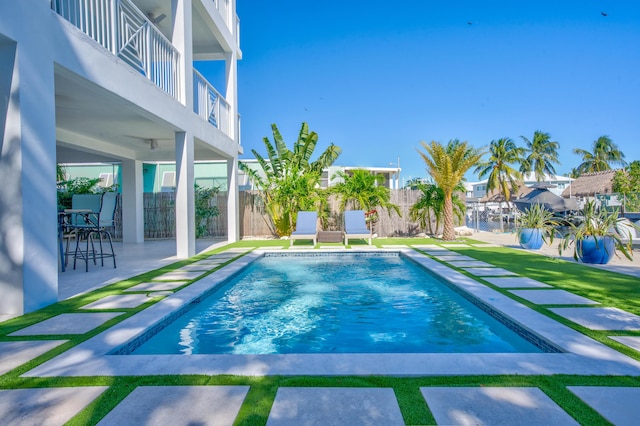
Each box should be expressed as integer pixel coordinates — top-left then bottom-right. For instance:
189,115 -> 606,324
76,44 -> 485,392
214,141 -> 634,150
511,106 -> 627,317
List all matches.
219,1 -> 640,183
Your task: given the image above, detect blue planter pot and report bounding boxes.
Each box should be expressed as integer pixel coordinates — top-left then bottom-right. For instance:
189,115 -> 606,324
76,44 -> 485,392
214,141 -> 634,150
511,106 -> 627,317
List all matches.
577,236 -> 616,264
519,228 -> 543,250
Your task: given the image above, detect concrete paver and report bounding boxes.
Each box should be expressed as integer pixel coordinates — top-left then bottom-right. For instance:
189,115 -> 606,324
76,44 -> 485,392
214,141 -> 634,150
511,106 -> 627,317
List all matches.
175,263 -> 215,272
153,270 -> 208,281
483,276 -> 552,288
432,254 -> 478,262
124,281 -> 188,292
97,386 -> 249,426
568,386 -> 640,426
412,245 -> 450,252
609,336 -> 640,352
461,267 -> 517,277
550,307 -> 640,330
267,387 -> 404,426
509,289 -> 600,305
446,260 -> 495,268
0,387 -> 107,425
0,341 -> 67,375
80,294 -> 153,310
9,312 -> 122,336
421,386 -> 579,425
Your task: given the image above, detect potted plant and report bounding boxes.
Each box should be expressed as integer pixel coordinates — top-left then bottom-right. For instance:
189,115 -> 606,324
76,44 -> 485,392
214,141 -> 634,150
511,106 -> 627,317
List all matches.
558,200 -> 637,264
516,203 -> 559,249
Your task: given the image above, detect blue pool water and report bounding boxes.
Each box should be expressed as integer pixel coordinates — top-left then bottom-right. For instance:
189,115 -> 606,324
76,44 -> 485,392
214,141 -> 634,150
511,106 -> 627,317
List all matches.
130,253 -> 544,355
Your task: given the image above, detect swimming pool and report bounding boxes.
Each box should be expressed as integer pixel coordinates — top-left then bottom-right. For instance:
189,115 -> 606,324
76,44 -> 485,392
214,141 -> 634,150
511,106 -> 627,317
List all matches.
130,252 -> 545,355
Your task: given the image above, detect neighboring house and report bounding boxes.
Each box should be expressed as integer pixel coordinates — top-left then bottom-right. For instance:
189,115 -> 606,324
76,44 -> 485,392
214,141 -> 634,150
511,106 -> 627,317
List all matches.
1,1 -> 242,316
468,172 -> 574,199
237,160 -> 401,190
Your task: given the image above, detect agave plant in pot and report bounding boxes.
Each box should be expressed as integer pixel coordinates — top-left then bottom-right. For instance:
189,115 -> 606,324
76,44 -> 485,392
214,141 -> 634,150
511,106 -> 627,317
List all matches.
558,200 -> 635,264
516,203 -> 559,249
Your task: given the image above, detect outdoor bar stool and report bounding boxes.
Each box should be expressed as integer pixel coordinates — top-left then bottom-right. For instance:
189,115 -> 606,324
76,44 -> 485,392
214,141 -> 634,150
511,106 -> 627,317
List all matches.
68,192 -> 118,272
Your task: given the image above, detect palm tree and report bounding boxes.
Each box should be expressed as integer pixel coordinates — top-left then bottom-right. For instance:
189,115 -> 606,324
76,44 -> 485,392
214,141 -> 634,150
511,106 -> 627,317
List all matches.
331,169 -> 401,231
474,137 -> 524,231
519,131 -> 560,182
573,135 -> 626,175
239,122 -> 341,236
418,140 -> 485,240
409,181 -> 465,236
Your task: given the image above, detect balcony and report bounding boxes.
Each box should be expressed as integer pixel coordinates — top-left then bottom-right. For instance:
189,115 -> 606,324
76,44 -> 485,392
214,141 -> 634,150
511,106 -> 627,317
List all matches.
193,69 -> 231,138
52,0 -> 181,100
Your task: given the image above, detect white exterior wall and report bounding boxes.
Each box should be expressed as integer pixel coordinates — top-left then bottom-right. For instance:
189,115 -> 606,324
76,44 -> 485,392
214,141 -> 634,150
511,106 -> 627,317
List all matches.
0,0 -> 242,316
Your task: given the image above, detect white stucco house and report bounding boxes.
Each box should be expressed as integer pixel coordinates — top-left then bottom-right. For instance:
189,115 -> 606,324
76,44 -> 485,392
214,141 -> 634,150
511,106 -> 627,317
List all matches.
0,0 -> 242,316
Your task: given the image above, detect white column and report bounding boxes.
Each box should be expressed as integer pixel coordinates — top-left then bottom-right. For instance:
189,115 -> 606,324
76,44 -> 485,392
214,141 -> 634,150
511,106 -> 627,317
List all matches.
0,40 -> 58,315
225,50 -> 238,141
227,156 -> 239,242
120,159 -> 144,243
172,0 -> 193,108
175,131 -> 195,257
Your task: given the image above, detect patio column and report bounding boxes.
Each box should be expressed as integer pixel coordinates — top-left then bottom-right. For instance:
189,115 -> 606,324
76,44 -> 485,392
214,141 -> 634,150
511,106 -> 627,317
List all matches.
120,159 -> 144,243
227,156 -> 239,242
0,39 -> 58,316
175,131 -> 195,258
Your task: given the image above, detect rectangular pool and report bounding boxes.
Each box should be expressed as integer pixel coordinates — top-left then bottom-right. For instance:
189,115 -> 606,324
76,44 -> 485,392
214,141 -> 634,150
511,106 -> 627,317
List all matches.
128,252 -> 548,355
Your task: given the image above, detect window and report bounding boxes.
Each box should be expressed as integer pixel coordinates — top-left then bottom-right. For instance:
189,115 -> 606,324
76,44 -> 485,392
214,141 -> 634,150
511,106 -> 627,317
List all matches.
161,171 -> 176,192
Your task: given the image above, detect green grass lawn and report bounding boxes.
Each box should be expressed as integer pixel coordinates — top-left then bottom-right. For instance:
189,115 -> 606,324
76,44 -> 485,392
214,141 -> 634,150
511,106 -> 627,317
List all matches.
1,238 -> 639,425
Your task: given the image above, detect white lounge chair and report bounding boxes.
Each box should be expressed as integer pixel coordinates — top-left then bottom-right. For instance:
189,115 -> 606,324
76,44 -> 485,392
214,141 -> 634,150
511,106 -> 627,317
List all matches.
290,211 -> 318,247
344,210 -> 372,245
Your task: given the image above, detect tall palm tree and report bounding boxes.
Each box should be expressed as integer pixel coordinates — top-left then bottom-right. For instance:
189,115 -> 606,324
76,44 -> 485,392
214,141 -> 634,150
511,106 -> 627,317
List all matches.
474,137 -> 524,231
573,135 -> 626,174
519,130 -> 560,182
418,140 -> 485,240
240,122 -> 341,236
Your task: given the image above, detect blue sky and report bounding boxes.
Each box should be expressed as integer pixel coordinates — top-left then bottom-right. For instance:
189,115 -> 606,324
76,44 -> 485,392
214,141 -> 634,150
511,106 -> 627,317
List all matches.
218,1 -> 640,183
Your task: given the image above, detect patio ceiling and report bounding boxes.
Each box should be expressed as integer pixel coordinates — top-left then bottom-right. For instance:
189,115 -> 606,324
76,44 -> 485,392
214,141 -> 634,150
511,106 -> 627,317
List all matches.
54,69 -> 228,164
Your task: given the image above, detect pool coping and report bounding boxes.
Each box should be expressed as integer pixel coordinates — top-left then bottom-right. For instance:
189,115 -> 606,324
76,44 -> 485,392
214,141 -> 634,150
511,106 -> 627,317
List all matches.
24,249 -> 640,378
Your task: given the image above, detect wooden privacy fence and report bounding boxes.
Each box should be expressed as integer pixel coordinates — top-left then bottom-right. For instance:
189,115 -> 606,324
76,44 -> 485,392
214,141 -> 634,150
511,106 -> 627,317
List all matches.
111,190 -> 459,240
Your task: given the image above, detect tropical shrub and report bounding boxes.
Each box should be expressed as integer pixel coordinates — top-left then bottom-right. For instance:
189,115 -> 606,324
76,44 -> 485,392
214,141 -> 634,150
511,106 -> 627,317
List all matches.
239,122 -> 341,237
195,185 -> 220,238
330,169 -> 401,232
409,181 -> 464,236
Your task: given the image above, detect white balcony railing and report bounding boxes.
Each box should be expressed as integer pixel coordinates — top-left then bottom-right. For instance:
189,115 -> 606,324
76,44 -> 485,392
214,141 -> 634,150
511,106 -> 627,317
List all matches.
193,69 -> 231,138
52,0 -> 180,100
212,0 -> 239,47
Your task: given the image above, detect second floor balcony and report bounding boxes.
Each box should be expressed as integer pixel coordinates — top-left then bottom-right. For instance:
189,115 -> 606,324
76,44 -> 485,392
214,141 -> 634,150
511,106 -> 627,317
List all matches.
52,0 -> 236,140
